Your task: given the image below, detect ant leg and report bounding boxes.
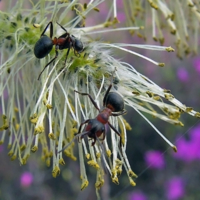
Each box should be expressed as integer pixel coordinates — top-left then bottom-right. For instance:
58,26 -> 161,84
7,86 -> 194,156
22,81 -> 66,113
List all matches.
64,47 -> 71,65
103,69 -> 117,106
107,121 -> 122,146
111,110 -> 127,116
58,131 -> 90,153
78,119 -> 90,133
37,45 -> 59,80
41,21 -> 53,38
74,90 -> 100,111
92,137 -> 97,146
102,129 -> 106,140
56,22 -> 69,33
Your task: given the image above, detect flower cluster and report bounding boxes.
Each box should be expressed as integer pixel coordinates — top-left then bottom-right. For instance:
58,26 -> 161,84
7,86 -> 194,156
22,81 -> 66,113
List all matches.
0,0 -> 199,195
122,0 -> 200,58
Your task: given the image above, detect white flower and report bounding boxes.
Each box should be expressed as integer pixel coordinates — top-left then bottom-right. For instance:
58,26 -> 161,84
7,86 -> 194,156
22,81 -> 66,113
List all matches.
0,0 -> 199,194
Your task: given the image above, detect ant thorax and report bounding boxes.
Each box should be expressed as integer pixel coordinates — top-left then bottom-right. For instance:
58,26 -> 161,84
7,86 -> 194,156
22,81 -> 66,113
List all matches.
96,107 -> 112,125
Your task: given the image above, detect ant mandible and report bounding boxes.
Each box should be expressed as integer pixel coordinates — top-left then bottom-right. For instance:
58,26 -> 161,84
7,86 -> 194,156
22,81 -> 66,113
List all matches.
60,70 -> 127,152
34,21 -> 84,80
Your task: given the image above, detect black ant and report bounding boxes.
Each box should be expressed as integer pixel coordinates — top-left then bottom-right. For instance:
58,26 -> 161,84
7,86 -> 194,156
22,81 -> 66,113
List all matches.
60,71 -> 127,152
34,21 -> 84,80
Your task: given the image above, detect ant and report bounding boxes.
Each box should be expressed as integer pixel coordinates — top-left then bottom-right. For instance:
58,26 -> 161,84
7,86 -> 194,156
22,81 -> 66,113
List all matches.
34,21 -> 84,80
60,70 -> 127,152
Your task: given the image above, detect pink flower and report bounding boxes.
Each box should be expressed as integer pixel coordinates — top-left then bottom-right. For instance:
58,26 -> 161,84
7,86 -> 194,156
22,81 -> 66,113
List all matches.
144,150 -> 165,169
193,58 -> 200,73
128,191 -> 147,200
176,68 -> 189,82
20,172 -> 33,188
173,125 -> 200,162
165,177 -> 185,200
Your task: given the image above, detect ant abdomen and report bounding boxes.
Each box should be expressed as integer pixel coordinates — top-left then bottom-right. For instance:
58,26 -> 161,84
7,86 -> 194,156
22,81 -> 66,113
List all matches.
104,92 -> 124,112
34,35 -> 53,58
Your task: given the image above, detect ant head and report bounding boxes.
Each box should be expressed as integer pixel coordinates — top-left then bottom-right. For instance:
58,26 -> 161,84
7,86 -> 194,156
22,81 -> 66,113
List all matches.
71,35 -> 84,53
104,92 -> 124,112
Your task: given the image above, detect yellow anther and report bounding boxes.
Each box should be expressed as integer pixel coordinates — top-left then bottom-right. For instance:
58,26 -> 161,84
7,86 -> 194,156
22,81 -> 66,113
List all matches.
83,3 -> 87,9
21,154 -> 30,165
85,153 -> 90,159
52,166 -> 60,178
59,158 -> 65,165
113,17 -> 120,24
95,179 -> 104,189
195,112 -> 200,118
132,91 -> 140,95
128,170 -> 138,178
20,144 -> 26,151
8,150 -> 14,157
87,160 -> 100,169
146,91 -> 154,97
81,180 -> 89,190
123,119 -> 132,130
153,96 -> 160,101
72,120 -> 78,128
159,38 -> 165,45
34,126 -> 44,134
30,113 -> 38,124
173,146 -> 177,152
64,150 -> 77,161
46,104 -> 53,109
31,146 -> 38,153
153,37 -> 158,42
164,94 -> 174,100
158,63 -> 165,67
186,107 -> 193,112
48,133 -> 56,140
129,178 -> 136,186
112,177 -> 119,185
106,149 -> 111,157
14,107 -> 19,112
96,152 -> 101,159
93,7 -> 100,12
46,158 -> 51,167
11,155 -> 17,161
166,46 -> 175,52
15,123 -> 20,131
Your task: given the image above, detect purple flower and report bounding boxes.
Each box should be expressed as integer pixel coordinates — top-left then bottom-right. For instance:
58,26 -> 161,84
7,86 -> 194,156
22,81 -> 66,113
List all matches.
20,172 -> 33,188
0,145 -> 4,152
165,177 -> 185,200
190,124 -> 200,142
173,125 -> 200,162
193,58 -> 200,73
128,191 -> 147,200
176,68 -> 189,82
144,150 -> 165,169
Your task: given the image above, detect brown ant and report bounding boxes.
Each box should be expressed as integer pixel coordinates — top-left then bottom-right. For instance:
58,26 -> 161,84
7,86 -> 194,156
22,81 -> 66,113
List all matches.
60,71 -> 127,152
34,21 -> 83,80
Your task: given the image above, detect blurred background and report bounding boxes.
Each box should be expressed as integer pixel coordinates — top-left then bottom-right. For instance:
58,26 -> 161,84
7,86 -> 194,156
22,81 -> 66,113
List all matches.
0,1 -> 200,200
